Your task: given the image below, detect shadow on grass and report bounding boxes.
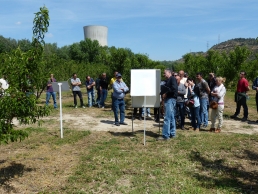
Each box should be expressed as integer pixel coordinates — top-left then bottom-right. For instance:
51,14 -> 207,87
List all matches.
0,161 -> 34,192
100,120 -> 114,125
109,130 -> 159,138
189,150 -> 258,193
247,120 -> 258,125
235,149 -> 258,165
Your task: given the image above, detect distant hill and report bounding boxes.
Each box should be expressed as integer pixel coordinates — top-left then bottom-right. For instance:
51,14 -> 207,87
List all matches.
210,38 -> 258,56
169,38 -> 258,63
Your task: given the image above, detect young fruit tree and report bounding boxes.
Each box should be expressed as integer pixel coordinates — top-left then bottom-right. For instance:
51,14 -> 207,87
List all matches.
0,6 -> 51,143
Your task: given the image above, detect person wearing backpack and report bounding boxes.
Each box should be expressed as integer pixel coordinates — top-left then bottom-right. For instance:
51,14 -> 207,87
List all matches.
196,72 -> 210,128
252,76 -> 258,123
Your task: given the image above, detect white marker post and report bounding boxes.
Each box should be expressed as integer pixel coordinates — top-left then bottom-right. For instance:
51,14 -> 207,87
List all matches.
131,69 -> 161,146
143,95 -> 146,146
58,83 -> 63,138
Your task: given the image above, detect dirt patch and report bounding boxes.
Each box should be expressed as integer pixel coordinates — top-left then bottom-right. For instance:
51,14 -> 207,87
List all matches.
41,111 -> 258,135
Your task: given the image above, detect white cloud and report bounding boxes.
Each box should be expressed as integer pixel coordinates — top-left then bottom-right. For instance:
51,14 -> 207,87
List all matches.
16,21 -> 21,25
45,33 -> 53,38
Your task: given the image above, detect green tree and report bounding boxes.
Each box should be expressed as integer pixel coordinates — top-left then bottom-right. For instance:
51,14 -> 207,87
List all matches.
0,35 -> 17,53
80,39 -> 101,63
223,46 -> 251,88
0,6 -> 50,144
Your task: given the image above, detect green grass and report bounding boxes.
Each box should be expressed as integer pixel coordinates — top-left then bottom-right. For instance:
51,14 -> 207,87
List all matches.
2,89 -> 257,193
64,132 -> 258,193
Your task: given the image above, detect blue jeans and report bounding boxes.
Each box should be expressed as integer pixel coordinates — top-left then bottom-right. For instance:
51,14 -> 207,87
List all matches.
87,90 -> 95,107
199,98 -> 209,126
100,89 -> 108,107
111,94 -> 115,111
162,98 -> 176,139
46,92 -> 57,108
176,102 -> 185,128
142,107 -> 150,116
190,106 -> 201,129
256,93 -> 258,112
113,98 -> 125,124
96,89 -> 101,105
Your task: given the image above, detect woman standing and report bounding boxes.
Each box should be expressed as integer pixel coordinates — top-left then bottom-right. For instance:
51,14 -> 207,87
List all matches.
210,77 -> 226,133
186,78 -> 201,132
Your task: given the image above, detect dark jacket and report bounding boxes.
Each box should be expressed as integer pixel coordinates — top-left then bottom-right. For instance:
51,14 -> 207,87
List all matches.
100,77 -> 109,90
161,76 -> 178,99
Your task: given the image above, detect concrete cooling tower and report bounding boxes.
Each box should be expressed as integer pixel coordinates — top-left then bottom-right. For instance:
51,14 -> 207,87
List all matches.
83,25 -> 108,46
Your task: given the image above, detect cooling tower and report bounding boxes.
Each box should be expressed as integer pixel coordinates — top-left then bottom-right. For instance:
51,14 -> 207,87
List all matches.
83,25 -> 108,46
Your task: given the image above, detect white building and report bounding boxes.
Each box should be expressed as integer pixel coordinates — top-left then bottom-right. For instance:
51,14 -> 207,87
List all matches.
83,25 -> 108,46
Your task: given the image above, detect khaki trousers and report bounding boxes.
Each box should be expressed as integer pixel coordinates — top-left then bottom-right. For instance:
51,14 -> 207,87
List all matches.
211,105 -> 224,129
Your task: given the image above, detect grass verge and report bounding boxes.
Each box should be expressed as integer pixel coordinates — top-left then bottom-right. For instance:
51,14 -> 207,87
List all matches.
64,131 -> 258,193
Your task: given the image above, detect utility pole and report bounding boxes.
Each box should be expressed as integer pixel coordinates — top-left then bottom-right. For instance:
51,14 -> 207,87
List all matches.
207,41 -> 209,51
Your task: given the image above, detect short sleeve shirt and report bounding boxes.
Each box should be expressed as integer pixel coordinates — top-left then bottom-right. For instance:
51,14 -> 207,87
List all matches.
237,78 -> 249,93
85,78 -> 95,91
197,79 -> 209,99
71,78 -> 81,91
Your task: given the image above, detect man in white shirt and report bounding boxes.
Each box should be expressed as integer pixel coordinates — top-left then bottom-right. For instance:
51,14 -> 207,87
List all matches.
71,73 -> 85,108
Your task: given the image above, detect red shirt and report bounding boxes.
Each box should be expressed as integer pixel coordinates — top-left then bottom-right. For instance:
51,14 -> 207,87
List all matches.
237,78 -> 249,93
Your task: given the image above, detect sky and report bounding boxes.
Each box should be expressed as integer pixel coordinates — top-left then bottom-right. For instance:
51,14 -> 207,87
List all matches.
1,0 -> 257,61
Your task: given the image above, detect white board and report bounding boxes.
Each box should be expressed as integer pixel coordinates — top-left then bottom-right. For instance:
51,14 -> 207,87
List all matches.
131,69 -> 161,108
131,70 -> 156,96
131,96 -> 160,108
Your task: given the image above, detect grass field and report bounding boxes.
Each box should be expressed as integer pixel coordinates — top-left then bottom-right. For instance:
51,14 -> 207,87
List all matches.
0,89 -> 257,193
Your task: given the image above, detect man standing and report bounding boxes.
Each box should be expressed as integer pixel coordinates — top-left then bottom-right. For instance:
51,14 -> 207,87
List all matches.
95,74 -> 102,107
85,76 -> 95,107
112,73 -> 129,126
110,71 -> 119,111
71,73 -> 85,108
196,72 -> 210,128
179,70 -> 188,100
99,73 -> 109,108
231,71 -> 250,121
46,74 -> 57,109
175,74 -> 186,130
252,75 -> 258,123
207,73 -> 217,101
157,69 -> 178,140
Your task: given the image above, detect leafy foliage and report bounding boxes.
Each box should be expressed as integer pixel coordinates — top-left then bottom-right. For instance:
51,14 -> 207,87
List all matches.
0,6 -> 51,144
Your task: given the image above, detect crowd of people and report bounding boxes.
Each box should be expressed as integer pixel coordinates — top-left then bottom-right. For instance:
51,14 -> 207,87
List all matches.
157,69 -> 258,141
3,69 -> 255,139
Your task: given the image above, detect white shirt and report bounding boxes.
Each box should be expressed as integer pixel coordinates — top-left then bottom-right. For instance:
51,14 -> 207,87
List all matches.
0,78 -> 9,89
180,77 -> 187,98
213,84 -> 226,104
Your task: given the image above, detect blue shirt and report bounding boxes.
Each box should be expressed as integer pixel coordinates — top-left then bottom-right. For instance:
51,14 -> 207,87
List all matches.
85,78 -> 95,91
252,77 -> 258,91
190,85 -> 200,107
113,80 -> 129,99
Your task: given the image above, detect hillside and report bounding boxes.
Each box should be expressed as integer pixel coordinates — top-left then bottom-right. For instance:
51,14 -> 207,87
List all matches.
171,38 -> 258,63
210,38 -> 258,55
